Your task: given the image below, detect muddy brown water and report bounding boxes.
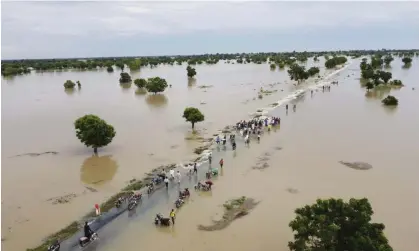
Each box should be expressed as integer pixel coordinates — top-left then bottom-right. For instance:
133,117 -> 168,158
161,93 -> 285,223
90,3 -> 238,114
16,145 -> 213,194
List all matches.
2,58 -> 419,251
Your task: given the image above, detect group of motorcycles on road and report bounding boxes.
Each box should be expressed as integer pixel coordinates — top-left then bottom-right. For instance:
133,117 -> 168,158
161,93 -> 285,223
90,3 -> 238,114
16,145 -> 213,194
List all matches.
48,165 -> 216,250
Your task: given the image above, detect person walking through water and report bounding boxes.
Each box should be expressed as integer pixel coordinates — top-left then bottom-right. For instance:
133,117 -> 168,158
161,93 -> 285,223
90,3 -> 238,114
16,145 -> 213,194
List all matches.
170,209 -> 176,225
169,168 -> 175,180
176,171 -> 181,184
164,176 -> 169,189
193,162 -> 198,174
208,153 -> 212,164
216,135 -> 220,145
293,104 -> 296,112
219,158 -> 224,168
285,104 -> 288,112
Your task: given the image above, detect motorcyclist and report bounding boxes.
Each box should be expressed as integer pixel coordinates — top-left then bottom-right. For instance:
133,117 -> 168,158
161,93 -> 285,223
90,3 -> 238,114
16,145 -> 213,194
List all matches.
84,222 -> 94,239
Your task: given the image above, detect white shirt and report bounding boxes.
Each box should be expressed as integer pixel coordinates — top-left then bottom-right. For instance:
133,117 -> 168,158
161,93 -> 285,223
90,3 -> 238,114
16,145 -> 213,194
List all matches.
164,178 -> 169,183
176,172 -> 181,179
170,169 -> 175,176
245,135 -> 249,141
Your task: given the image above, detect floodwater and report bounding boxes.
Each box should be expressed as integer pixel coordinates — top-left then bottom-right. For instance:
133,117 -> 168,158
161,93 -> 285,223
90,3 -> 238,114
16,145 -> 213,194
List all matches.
2,57 -> 419,251
2,58 -> 325,250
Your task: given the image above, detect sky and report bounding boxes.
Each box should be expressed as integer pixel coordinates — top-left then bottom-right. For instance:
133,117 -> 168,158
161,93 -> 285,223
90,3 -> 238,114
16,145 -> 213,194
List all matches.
1,1 -> 419,60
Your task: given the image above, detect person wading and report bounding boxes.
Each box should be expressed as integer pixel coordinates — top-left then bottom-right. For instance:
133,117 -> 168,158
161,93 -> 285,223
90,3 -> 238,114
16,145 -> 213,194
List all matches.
193,162 -> 198,174
219,158 -> 224,168
170,209 -> 176,224
164,176 -> 169,189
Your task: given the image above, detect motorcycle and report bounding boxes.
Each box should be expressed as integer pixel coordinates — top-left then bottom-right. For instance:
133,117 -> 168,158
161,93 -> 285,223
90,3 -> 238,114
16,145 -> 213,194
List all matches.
147,184 -> 154,194
175,198 -> 184,208
194,182 -> 210,191
79,232 -> 98,248
128,193 -> 142,210
154,213 -> 171,226
47,240 -> 60,251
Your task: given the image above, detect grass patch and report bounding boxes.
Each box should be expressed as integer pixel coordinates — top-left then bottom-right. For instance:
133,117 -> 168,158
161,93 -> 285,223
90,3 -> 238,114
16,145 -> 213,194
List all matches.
26,221 -> 79,251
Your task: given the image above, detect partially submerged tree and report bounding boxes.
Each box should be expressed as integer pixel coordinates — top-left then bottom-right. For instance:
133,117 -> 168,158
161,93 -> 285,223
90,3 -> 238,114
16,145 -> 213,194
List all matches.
270,63 -> 276,70
365,81 -> 374,91
186,66 -> 197,78
382,95 -> 398,106
287,64 -> 309,83
119,72 -> 132,83
384,55 -> 394,66
371,56 -> 384,69
134,78 -> 147,89
288,198 -> 393,251
183,107 -> 205,129
378,71 -> 392,84
402,57 -> 412,66
325,56 -> 347,69
107,66 -> 114,72
307,67 -> 320,76
63,80 -> 76,89
390,79 -> 403,86
145,77 -> 168,94
74,114 -> 116,154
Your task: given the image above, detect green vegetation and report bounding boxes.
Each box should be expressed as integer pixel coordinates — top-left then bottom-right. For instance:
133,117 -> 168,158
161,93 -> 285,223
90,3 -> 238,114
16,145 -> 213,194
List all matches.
288,198 -> 393,251
270,63 -> 276,70
63,80 -> 75,89
186,65 -> 197,78
325,56 -> 347,69
119,72 -> 132,83
182,107 -> 205,129
360,59 -> 403,90
134,78 -> 147,89
307,66 -> 320,76
384,55 -> 394,66
145,77 -> 168,94
2,49 -> 417,77
382,95 -> 398,106
74,114 -> 116,154
287,64 -> 319,83
402,57 -> 412,67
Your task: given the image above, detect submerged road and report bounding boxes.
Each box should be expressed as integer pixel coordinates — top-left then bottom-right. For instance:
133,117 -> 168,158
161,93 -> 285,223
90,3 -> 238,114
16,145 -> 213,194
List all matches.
59,136 -> 245,251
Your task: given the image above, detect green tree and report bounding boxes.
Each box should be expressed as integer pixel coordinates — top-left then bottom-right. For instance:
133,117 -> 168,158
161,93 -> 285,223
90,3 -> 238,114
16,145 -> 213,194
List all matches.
365,81 -> 374,91
106,66 -> 114,72
288,198 -> 393,251
288,64 -> 309,83
384,55 -> 394,66
186,66 -> 197,78
116,63 -> 125,71
128,59 -> 141,71
119,72 -> 132,83
270,63 -> 276,70
371,56 -> 384,68
378,71 -> 392,84
382,95 -> 398,106
134,78 -> 147,89
402,57 -> 412,66
182,107 -> 205,129
307,67 -> 320,76
63,80 -> 75,89
390,79 -> 403,86
146,77 -> 168,94
325,56 -> 347,69
74,114 -> 116,154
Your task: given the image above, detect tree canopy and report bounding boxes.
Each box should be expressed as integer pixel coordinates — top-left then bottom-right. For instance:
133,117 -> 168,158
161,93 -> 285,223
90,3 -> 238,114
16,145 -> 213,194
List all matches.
382,95 -> 398,106
402,57 -> 412,66
288,198 -> 393,251
64,80 -> 76,89
182,107 -> 205,129
307,67 -> 320,76
384,55 -> 394,66
134,78 -> 147,89
186,66 -> 197,78
106,66 -> 114,72
119,72 -> 132,83
287,64 -> 309,83
74,114 -> 116,153
145,77 -> 168,94
324,56 -> 347,69
270,63 -> 276,70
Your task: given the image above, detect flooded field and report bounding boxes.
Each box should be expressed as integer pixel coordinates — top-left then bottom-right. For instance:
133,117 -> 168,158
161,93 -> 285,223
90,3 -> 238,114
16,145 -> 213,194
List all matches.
2,58 -> 325,250
2,57 -> 419,251
96,58 -> 419,251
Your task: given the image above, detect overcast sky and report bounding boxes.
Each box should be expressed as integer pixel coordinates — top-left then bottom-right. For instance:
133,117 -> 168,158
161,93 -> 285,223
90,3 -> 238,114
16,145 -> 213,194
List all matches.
1,1 -> 419,59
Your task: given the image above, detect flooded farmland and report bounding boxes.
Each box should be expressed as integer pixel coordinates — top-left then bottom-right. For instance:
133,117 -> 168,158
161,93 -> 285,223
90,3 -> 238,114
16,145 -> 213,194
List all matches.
2,57 -> 419,251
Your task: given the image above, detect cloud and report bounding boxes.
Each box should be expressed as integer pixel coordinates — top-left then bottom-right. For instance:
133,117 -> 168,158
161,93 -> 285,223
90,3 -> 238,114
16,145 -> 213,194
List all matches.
1,1 -> 419,59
